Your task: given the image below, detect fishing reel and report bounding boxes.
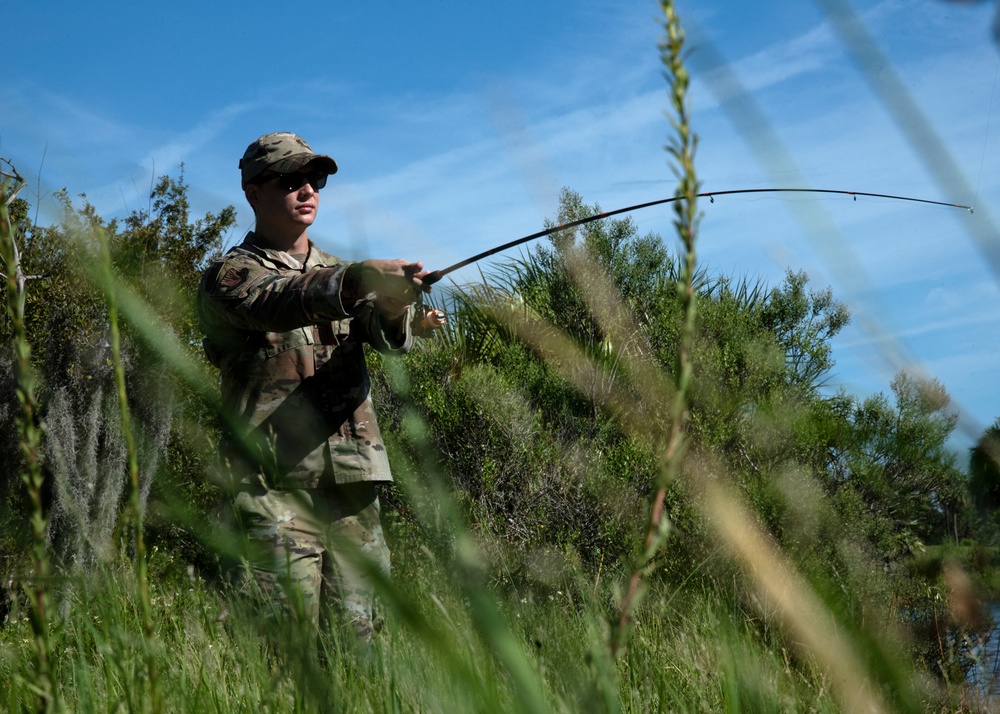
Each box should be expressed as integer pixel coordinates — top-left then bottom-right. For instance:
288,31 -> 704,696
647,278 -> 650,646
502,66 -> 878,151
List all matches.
412,302 -> 447,337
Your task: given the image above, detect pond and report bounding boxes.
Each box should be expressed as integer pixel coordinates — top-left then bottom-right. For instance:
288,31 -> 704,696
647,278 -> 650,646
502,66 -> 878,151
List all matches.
967,602 -> 1000,703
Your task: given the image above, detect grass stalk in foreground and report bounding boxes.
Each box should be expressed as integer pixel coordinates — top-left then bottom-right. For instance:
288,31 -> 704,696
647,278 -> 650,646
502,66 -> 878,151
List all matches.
614,0 -> 700,656
383,358 -> 556,713
96,226 -> 161,714
0,171 -> 57,711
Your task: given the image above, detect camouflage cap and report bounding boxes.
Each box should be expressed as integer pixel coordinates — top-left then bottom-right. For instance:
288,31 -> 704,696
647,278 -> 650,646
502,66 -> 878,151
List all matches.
239,132 -> 338,188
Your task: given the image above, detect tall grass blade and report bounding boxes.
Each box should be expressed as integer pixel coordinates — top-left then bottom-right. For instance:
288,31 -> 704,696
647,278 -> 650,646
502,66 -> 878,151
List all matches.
384,360 -> 553,713
95,225 -> 161,713
0,168 -> 57,711
814,0 -> 1000,277
615,0 -> 701,656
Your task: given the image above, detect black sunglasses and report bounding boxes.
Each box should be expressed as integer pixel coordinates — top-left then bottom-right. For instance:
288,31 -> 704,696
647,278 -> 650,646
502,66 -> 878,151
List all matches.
259,171 -> 328,192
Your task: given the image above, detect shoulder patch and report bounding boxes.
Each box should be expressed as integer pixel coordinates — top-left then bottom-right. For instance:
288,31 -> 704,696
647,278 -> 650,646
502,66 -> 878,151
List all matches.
220,267 -> 249,289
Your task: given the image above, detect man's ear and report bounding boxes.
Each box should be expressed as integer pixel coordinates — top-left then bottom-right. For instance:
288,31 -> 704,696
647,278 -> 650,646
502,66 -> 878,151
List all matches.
245,184 -> 259,208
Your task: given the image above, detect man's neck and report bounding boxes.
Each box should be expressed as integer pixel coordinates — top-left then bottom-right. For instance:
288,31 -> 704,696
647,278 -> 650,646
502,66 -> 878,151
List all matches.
251,226 -> 310,254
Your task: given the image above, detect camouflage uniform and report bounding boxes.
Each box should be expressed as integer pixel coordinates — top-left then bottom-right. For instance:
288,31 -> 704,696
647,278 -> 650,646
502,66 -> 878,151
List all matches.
199,235 -> 413,640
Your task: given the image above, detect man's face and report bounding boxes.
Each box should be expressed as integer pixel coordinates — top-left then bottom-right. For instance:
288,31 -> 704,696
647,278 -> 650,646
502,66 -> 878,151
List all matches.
246,169 -> 327,231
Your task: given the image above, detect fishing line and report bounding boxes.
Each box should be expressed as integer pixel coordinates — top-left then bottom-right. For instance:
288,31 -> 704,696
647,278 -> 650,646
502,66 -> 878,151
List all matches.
422,187 -> 973,286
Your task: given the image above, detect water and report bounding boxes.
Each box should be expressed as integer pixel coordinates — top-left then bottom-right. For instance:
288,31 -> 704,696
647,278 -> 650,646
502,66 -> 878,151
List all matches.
967,602 -> 1000,703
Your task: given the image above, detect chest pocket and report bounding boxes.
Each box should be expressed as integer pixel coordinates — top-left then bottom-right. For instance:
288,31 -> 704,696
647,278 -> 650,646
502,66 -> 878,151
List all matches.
260,326 -> 312,359
259,319 -> 353,358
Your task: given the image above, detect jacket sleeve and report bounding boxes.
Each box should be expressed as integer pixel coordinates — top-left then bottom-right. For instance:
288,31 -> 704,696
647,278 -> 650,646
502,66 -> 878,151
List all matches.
199,255 -> 354,333
351,300 -> 416,355
200,254 -> 415,353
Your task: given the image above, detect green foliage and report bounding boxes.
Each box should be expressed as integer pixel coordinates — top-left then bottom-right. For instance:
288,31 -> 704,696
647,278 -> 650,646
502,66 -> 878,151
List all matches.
969,418 -> 1000,511
380,172 -> 985,702
390,187 -> 866,596
759,269 -> 850,393
1,170 -> 57,711
830,372 -> 964,559
0,171 -> 235,570
115,172 -> 236,348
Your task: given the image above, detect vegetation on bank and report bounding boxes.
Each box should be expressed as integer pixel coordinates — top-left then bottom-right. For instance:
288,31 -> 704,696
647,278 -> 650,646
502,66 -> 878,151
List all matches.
2,2 -> 1000,712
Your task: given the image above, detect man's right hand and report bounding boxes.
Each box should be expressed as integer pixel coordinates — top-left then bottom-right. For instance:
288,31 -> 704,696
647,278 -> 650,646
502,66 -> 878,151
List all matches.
359,259 -> 429,296
345,259 -> 431,318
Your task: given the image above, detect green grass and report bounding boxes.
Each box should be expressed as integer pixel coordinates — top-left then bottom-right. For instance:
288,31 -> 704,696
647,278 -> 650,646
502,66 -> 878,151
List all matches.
0,534 -> 864,714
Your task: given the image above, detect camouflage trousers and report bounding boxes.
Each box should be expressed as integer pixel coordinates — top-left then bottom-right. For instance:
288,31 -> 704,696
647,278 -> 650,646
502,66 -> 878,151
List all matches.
233,482 -> 390,642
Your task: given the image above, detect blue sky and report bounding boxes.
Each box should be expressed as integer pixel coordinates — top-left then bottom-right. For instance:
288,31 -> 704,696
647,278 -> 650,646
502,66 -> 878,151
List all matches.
5,0 -> 1000,452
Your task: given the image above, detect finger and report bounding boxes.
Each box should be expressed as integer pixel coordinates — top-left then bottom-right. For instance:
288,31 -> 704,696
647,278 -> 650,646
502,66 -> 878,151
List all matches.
406,265 -> 431,293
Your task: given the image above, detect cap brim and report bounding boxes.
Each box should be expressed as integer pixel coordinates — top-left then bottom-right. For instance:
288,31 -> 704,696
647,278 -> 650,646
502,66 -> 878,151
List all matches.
269,154 -> 338,176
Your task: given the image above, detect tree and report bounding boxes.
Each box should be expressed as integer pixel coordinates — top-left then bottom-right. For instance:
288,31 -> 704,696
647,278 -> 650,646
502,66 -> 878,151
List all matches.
967,418 -> 1000,547
830,372 -> 964,557
114,172 -> 235,348
393,188 -> 856,587
759,269 -> 850,394
969,418 -> 1000,511
0,172 -> 235,567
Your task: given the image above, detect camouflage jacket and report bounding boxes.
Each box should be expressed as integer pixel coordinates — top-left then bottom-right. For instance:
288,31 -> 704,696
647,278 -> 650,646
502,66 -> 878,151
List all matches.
198,233 -> 414,489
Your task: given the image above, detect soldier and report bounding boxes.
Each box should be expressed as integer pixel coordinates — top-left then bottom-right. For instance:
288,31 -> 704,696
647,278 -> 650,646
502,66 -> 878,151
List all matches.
198,132 -> 437,642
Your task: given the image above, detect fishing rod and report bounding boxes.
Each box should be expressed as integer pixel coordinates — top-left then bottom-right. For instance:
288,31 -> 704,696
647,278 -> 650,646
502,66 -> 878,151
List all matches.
420,187 -> 973,288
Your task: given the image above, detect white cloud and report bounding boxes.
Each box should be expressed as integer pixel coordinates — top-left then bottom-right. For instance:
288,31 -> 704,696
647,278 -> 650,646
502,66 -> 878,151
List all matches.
138,101 -> 259,178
